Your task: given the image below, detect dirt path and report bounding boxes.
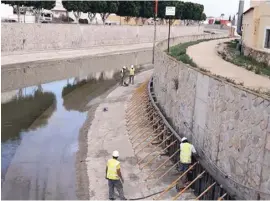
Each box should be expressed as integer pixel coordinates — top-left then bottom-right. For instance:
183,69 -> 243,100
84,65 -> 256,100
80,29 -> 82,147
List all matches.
187,38 -> 270,91
85,70 -> 153,199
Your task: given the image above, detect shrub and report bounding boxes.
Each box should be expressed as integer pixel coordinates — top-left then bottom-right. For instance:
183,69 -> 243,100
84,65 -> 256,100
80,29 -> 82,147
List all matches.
255,67 -> 261,74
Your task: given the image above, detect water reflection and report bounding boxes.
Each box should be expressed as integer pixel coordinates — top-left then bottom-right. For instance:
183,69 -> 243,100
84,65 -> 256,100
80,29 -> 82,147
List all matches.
1,86 -> 56,184
1,70 -> 119,198
62,71 -> 119,112
1,89 -> 56,142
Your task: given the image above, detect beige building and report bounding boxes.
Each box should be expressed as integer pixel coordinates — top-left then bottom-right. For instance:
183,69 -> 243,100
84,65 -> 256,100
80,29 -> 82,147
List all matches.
242,0 -> 270,51
106,14 -> 181,26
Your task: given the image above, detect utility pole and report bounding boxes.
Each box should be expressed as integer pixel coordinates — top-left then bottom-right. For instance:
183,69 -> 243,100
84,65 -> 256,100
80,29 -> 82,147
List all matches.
167,18 -> 171,52
152,0 -> 158,64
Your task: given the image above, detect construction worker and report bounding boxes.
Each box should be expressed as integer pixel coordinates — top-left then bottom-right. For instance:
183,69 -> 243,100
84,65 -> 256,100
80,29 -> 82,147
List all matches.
177,137 -> 197,190
129,65 -> 135,85
106,150 -> 126,200
120,66 -> 127,86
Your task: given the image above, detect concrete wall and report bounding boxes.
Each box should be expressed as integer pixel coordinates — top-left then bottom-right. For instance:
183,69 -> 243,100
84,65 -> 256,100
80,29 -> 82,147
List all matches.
153,35 -> 270,199
1,23 -> 203,53
2,48 -> 152,92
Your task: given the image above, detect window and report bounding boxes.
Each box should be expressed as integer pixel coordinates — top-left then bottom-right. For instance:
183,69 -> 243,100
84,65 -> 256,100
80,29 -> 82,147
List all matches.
265,29 -> 270,49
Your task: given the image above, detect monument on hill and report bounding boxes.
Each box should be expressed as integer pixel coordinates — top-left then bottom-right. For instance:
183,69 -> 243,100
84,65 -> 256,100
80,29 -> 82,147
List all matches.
51,0 -> 66,18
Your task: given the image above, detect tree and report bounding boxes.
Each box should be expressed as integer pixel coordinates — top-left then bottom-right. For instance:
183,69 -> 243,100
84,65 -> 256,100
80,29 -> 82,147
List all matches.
95,1 -> 119,24
201,13 -> 207,21
81,1 -> 99,23
62,1 -> 84,23
2,1 -> 27,22
220,13 -> 225,19
175,1 -> 184,20
116,1 -> 140,24
190,3 -> 204,21
136,1 -> 153,24
26,1 -> 55,22
116,1 -> 140,18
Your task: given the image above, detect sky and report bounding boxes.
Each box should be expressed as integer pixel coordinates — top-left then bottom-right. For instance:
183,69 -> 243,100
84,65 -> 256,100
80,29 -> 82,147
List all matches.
183,0 -> 251,18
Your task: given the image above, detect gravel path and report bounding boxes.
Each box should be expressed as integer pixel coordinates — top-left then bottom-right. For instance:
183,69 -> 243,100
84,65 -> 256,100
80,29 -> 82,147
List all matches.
187,38 -> 270,91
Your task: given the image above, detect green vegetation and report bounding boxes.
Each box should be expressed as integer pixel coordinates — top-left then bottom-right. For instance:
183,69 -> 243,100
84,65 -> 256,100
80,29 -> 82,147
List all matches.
223,40 -> 270,76
169,39 -> 212,67
2,1 -> 207,24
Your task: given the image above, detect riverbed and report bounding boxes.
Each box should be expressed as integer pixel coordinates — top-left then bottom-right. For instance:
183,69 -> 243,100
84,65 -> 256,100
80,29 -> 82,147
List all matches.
1,71 -> 120,199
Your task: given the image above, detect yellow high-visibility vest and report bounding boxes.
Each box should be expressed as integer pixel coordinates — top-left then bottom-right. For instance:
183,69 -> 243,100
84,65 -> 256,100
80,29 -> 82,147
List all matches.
106,159 -> 120,180
129,68 -> 135,76
180,143 -> 192,164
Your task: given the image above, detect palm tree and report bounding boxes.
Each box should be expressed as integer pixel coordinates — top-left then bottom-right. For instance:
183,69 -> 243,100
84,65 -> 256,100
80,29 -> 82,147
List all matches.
220,13 -> 225,20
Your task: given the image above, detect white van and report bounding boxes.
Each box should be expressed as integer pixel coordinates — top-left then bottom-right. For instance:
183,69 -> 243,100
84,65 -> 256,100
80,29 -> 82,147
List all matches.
39,10 -> 53,23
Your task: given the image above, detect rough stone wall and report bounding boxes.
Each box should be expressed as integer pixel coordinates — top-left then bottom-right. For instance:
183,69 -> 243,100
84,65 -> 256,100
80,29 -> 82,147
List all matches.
153,35 -> 270,199
1,23 -> 203,53
243,44 -> 270,66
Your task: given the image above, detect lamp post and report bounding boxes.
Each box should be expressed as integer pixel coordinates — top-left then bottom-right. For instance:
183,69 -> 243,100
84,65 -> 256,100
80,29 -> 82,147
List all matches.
152,0 -> 158,64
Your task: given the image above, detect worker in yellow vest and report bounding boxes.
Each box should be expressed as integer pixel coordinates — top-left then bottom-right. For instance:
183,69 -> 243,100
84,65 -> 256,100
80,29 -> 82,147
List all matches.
177,137 -> 197,190
129,65 -> 135,85
106,150 -> 126,200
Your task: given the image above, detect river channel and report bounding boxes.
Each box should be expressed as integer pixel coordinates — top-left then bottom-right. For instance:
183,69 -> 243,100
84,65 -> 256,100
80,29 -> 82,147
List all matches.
1,70 -> 120,199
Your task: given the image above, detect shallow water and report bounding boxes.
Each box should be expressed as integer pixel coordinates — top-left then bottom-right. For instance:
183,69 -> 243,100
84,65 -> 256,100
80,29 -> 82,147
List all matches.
1,71 -> 119,199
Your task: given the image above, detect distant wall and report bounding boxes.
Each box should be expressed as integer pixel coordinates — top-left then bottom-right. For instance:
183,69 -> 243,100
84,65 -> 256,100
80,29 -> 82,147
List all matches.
1,23 -> 203,53
153,34 -> 270,199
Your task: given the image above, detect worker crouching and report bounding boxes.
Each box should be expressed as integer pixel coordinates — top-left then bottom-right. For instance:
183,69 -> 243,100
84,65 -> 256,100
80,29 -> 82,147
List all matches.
177,137 -> 197,190
106,151 -> 126,200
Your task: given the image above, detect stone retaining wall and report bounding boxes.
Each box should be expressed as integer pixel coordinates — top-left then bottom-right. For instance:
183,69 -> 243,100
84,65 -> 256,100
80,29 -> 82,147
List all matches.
1,23 -> 203,53
243,44 -> 270,66
153,34 -> 270,199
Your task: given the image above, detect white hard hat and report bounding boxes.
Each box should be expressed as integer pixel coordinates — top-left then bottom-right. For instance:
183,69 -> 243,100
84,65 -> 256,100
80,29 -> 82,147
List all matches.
131,65 -> 134,68
181,137 -> 187,142
112,150 -> 119,157
123,66 -> 126,69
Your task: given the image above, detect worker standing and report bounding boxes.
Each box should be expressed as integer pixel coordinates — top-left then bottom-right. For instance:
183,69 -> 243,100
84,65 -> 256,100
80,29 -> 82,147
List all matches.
177,137 -> 197,190
106,151 -> 126,200
120,66 -> 127,86
129,65 -> 135,85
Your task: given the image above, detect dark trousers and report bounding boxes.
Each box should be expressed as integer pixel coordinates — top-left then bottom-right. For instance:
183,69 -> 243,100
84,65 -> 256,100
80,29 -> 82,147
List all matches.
120,76 -> 124,86
108,179 -> 125,200
177,163 -> 191,190
129,75 -> 134,84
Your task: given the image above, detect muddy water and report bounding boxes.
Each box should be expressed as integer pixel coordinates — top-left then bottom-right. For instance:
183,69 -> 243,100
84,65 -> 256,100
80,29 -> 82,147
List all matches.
1,71 -> 119,199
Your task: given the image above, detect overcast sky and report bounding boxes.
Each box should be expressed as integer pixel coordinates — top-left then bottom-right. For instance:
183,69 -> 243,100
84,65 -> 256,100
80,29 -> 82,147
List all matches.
183,0 -> 251,18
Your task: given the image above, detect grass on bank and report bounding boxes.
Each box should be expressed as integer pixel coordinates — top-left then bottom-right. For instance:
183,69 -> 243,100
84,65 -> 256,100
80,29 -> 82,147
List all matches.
169,39 -> 212,67
223,40 -> 270,76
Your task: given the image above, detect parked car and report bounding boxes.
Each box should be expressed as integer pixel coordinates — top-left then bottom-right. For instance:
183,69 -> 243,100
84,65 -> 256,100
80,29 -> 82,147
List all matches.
39,10 -> 53,23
